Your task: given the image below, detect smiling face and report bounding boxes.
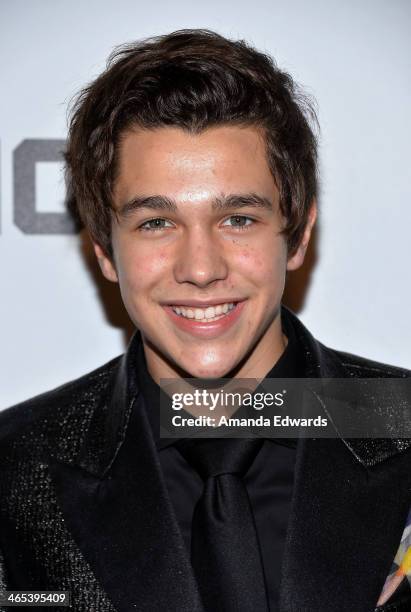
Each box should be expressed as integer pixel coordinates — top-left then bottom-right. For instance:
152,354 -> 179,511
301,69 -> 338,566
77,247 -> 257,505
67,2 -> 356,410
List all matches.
94,125 -> 315,382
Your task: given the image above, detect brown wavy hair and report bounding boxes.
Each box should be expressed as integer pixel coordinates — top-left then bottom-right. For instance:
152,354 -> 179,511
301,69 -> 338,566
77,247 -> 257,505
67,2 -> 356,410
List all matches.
65,29 -> 318,257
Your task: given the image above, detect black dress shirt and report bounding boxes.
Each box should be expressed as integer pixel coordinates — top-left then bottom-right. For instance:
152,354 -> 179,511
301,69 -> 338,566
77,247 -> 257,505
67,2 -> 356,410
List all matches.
136,318 -> 302,611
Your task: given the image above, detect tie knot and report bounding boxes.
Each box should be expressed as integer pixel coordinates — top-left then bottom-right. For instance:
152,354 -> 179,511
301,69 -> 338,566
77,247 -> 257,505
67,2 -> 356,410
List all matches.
176,437 -> 263,479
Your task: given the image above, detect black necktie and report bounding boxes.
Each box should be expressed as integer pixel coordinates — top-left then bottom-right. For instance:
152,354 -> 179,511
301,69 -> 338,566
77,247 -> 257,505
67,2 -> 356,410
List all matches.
176,437 -> 269,612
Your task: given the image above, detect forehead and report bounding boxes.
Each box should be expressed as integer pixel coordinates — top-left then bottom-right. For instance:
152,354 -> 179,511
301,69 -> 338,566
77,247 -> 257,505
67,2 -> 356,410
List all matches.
113,125 -> 278,208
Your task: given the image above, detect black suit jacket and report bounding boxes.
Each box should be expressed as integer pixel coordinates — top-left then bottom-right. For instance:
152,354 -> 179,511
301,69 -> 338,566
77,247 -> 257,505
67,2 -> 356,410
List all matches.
1,308 -> 410,612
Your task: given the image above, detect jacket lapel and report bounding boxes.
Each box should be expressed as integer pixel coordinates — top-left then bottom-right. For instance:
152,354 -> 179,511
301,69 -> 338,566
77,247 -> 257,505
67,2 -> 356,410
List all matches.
280,436 -> 411,612
49,338 -> 203,612
279,308 -> 411,612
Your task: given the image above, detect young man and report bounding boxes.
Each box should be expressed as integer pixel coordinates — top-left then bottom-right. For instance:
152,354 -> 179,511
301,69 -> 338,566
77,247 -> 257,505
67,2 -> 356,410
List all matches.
0,30 -> 410,612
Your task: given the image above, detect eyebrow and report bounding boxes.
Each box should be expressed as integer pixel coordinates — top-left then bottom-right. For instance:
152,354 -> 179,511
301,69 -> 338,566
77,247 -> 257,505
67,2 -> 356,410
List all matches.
116,193 -> 274,219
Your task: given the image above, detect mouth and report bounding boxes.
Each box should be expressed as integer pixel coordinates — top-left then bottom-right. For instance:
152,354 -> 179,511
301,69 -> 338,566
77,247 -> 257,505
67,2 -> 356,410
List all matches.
172,301 -> 236,322
162,300 -> 247,338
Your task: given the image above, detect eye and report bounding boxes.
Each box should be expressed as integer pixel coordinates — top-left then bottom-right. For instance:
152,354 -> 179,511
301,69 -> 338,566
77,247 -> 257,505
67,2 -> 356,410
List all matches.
222,215 -> 254,229
138,218 -> 174,231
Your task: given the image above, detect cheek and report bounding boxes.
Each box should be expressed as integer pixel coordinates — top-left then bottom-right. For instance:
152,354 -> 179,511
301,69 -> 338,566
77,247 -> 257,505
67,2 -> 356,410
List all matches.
117,248 -> 169,289
236,244 -> 286,282
237,248 -> 264,270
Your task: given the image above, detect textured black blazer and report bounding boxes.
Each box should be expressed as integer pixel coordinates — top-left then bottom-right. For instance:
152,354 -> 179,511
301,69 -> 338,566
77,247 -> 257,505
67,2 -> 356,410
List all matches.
1,308 -> 410,612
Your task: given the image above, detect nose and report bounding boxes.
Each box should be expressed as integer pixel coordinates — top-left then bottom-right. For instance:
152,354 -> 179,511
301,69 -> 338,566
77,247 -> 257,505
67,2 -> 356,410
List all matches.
173,228 -> 229,288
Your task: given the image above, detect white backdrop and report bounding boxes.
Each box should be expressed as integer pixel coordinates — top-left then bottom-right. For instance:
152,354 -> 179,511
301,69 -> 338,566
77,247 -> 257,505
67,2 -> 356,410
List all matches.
1,0 -> 410,410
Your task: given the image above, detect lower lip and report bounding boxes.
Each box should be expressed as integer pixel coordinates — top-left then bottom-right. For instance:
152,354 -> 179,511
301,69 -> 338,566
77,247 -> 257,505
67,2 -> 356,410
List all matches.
163,301 -> 246,338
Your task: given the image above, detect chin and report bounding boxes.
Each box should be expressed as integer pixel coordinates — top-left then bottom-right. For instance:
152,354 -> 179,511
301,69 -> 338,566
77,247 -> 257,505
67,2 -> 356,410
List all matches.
177,357 -> 239,380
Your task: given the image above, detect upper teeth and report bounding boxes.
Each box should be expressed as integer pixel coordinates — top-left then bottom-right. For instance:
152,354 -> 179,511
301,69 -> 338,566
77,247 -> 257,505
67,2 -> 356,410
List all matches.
173,302 -> 235,320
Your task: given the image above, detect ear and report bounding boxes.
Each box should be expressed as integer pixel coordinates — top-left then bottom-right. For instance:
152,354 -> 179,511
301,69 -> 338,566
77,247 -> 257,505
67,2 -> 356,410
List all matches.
286,200 -> 317,271
92,242 -> 118,283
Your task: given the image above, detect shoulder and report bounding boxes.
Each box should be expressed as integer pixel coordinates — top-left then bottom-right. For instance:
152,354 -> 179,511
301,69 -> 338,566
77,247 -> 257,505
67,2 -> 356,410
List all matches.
283,306 -> 410,379
0,355 -> 122,456
320,342 -> 411,378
